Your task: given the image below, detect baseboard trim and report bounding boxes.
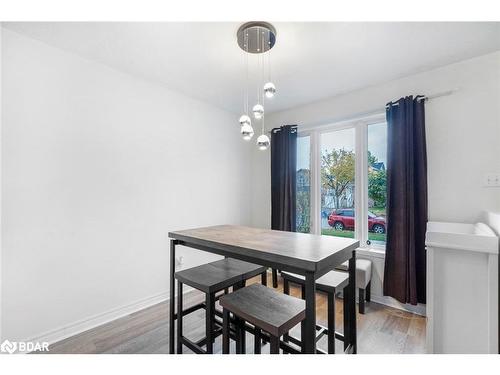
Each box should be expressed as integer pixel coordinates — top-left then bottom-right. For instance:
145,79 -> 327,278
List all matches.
23,286 -> 194,348
370,295 -> 427,316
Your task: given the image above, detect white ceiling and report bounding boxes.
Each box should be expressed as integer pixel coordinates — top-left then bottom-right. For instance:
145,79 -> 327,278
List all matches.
4,22 -> 500,114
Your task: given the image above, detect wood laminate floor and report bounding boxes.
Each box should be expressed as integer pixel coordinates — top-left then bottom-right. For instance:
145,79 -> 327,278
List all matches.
47,273 -> 426,354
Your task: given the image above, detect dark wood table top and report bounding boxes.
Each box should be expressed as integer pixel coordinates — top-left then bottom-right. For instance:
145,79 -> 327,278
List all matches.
169,225 -> 359,274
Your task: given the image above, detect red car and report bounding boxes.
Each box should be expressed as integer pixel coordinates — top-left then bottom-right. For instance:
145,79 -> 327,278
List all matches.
327,209 -> 386,234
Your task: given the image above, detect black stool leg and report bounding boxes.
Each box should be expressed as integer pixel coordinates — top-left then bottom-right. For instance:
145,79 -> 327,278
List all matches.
366,281 -> 371,302
270,335 -> 280,354
239,318 -> 246,354
235,318 -> 242,354
238,284 -> 247,352
234,316 -> 247,354
205,292 -> 215,354
327,291 -> 336,354
261,271 -> 267,286
176,281 -> 183,354
222,308 -> 230,354
272,269 -> 278,288
254,328 -> 262,354
359,288 -> 365,315
300,319 -> 306,354
283,279 -> 290,343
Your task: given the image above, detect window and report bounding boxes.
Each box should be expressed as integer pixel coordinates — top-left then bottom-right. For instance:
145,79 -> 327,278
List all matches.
296,114 -> 388,249
320,128 -> 355,239
296,135 -> 311,233
367,122 -> 387,246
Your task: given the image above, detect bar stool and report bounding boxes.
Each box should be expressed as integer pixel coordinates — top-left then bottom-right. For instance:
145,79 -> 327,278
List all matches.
336,258 -> 372,314
281,270 -> 349,354
220,283 -> 306,354
175,258 -> 267,354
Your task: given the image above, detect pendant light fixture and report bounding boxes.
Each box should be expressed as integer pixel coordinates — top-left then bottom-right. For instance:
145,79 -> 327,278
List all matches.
239,30 -> 254,141
237,22 -> 276,150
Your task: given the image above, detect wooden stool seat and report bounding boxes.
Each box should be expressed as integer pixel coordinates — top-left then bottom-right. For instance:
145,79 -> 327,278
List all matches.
175,258 -> 267,293
220,284 -> 306,354
281,270 -> 349,293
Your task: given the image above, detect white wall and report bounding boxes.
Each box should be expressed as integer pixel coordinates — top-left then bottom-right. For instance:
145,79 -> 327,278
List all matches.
251,51 -> 500,312
0,24 -> 3,341
1,29 -> 252,342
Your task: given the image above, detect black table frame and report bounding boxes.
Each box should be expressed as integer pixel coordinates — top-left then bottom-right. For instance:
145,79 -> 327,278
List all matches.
168,238 -> 357,354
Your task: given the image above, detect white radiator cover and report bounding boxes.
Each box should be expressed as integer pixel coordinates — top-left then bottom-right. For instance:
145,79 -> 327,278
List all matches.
426,219 -> 498,353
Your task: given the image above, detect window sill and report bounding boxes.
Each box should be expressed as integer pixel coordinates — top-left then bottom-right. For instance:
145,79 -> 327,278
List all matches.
356,247 -> 386,259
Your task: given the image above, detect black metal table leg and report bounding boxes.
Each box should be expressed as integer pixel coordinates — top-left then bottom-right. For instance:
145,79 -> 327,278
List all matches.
272,269 -> 278,288
169,239 -> 177,354
283,279 -> 290,343
176,281 -> 183,354
348,251 -> 357,353
302,271 -> 316,353
261,271 -> 268,286
327,291 -> 335,354
270,335 -> 280,354
254,328 -> 262,354
343,285 -> 350,351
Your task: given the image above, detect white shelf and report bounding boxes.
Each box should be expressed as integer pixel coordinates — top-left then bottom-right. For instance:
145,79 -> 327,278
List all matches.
426,221 -> 498,254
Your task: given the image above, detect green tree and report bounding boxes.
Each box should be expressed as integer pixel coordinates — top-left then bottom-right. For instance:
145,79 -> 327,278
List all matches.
321,148 -> 355,209
296,191 -> 310,232
367,151 -> 387,207
368,169 -> 387,207
296,169 -> 310,233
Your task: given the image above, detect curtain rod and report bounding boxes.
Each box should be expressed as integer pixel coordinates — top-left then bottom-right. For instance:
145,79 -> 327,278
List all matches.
268,88 -> 459,133
386,88 -> 459,108
270,125 -> 298,134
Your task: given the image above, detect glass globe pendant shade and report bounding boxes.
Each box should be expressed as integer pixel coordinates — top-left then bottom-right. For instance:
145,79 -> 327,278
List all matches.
256,134 -> 270,150
264,82 -> 276,98
252,104 -> 264,120
239,114 -> 251,127
240,123 -> 254,141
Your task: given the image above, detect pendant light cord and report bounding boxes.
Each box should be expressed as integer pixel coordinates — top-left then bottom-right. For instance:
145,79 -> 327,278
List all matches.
245,31 -> 249,115
268,29 -> 271,82
261,30 -> 265,135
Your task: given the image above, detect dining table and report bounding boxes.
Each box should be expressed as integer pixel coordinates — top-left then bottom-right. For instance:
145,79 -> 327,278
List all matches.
168,225 -> 359,354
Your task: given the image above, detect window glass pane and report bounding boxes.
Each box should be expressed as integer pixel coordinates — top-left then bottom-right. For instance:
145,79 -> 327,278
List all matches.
296,136 -> 311,233
320,128 -> 355,238
367,122 -> 387,246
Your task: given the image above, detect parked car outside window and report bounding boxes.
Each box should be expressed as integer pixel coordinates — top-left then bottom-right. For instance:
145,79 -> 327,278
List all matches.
327,209 -> 385,233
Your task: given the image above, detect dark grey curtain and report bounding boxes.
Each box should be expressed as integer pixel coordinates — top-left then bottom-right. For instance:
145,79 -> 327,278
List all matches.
383,96 -> 427,305
271,125 -> 297,232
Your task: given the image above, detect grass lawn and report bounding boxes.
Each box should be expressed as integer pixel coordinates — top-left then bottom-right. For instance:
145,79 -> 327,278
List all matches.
322,228 -> 386,243
321,228 -> 355,238
368,232 -> 386,242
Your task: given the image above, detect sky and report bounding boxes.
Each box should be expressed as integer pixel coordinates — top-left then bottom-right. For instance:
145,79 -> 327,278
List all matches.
296,122 -> 387,170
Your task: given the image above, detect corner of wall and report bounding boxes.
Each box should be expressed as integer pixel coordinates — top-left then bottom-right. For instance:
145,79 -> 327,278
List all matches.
0,23 -> 4,341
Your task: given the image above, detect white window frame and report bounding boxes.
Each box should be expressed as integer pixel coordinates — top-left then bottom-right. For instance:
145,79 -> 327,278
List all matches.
297,112 -> 387,251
